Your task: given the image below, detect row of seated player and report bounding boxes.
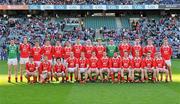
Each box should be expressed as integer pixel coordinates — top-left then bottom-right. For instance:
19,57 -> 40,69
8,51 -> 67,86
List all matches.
24,51 -> 169,84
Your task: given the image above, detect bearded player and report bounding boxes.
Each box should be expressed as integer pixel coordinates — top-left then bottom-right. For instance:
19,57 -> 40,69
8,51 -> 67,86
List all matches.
109,52 -> 121,83
39,56 -> 51,83
77,52 -> 89,83
65,52 -> 78,82
143,52 -> 156,82
19,37 -> 31,82
25,56 -> 38,83
154,52 -> 169,82
160,38 -> 173,82
131,51 -> 144,82
53,57 -> 68,83
99,52 -> 110,82
88,51 -> 99,81
121,51 -> 132,82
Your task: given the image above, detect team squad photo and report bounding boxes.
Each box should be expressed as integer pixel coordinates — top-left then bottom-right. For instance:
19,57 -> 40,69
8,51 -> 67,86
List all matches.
7,37 -> 173,84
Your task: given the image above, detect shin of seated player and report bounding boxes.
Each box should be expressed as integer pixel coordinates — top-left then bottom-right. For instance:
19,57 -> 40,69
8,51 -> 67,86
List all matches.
25,70 -> 38,82
88,68 -> 99,80
132,68 -> 144,81
68,67 -> 77,81
110,68 -> 121,82
156,68 -> 168,81
40,71 -> 51,83
78,68 -> 88,81
145,67 -> 156,81
121,68 -> 131,81
100,68 -> 110,81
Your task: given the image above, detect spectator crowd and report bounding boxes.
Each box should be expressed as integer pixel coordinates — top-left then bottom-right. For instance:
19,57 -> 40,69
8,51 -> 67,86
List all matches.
0,14 -> 180,60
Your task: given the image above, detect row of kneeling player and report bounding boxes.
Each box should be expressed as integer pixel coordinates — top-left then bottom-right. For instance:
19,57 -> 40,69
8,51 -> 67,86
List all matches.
24,50 -> 170,84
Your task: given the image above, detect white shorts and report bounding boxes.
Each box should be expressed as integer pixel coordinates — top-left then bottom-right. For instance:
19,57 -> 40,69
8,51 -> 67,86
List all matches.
157,68 -> 167,72
20,58 -> 29,64
101,68 -> 109,72
89,68 -> 98,72
35,61 -> 41,67
79,68 -> 87,73
40,72 -> 51,79
26,71 -> 38,76
111,68 -> 120,72
165,60 -> 171,66
8,58 -> 18,65
54,72 -> 65,77
68,68 -> 76,73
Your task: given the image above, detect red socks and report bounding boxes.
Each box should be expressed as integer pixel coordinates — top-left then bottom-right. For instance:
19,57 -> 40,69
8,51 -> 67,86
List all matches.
20,76 -> 23,82
118,72 -> 121,81
15,77 -> 18,82
111,72 -> 114,81
66,76 -> 69,81
8,77 -> 11,82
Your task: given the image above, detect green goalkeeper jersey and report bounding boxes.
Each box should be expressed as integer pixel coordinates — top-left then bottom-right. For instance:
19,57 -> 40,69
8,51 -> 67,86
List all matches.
7,44 -> 19,59
106,45 -> 118,57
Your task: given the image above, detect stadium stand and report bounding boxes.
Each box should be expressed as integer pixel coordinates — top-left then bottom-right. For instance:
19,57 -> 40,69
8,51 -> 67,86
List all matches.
84,16 -> 117,29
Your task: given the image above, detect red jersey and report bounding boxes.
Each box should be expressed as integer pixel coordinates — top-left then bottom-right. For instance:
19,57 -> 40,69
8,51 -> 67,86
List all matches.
42,45 -> 54,60
143,45 -> 156,58
122,57 -> 131,68
154,58 -> 165,68
54,46 -> 63,58
78,58 -> 89,68
99,57 -> 110,68
160,45 -> 172,60
20,43 -> 31,58
131,57 -> 143,68
84,45 -> 94,58
89,56 -> 99,68
132,45 -> 143,57
63,47 -> 72,59
39,61 -> 51,74
143,57 -> 155,68
119,44 -> 131,57
31,47 -> 42,61
109,57 -> 122,68
66,57 -> 78,68
54,63 -> 66,73
26,62 -> 37,72
72,44 -> 83,58
95,45 -> 106,59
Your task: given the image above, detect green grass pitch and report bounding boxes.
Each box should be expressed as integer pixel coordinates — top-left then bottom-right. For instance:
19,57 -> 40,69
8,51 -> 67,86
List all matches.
0,60 -> 180,104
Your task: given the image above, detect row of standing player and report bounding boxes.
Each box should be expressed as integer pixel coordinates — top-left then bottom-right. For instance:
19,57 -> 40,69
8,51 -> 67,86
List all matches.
7,37 -> 173,83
